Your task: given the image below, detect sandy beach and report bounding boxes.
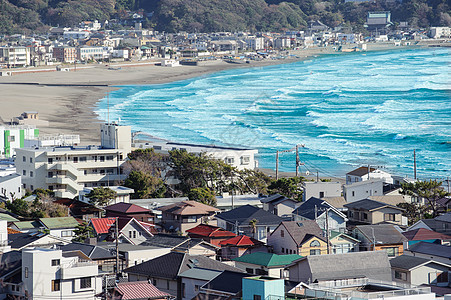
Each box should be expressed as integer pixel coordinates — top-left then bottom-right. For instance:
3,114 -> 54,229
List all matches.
0,42 -> 427,145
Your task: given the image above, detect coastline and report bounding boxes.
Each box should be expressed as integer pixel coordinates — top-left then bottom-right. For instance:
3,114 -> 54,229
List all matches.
0,42 -> 431,145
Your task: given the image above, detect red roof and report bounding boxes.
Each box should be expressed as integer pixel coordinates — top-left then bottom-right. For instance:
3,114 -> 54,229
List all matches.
90,218 -> 116,234
219,235 -> 263,247
115,281 -> 170,300
402,228 -> 451,241
105,203 -> 150,214
186,224 -> 236,238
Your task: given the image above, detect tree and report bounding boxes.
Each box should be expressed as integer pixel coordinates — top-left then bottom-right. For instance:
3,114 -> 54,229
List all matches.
72,222 -> 94,243
188,187 -> 217,206
249,219 -> 258,239
6,197 -> 29,217
124,170 -> 166,199
399,180 -> 449,218
86,187 -> 118,206
397,202 -> 431,226
268,177 -> 304,201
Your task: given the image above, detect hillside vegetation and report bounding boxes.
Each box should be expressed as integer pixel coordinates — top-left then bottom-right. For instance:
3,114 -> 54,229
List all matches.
0,0 -> 449,34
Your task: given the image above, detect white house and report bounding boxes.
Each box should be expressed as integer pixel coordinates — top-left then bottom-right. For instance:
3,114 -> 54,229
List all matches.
21,248 -> 102,300
79,186 -> 134,206
346,166 -> 393,184
0,173 -> 22,201
343,180 -> 384,202
302,182 -> 342,202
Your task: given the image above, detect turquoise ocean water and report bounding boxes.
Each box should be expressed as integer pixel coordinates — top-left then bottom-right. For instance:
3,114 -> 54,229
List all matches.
96,48 -> 451,179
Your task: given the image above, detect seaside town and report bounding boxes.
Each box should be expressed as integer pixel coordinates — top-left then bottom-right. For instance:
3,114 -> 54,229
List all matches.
0,4 -> 451,300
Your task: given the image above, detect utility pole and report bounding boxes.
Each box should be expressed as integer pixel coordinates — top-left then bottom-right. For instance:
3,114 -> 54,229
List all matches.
325,208 -> 330,255
276,151 -> 279,180
368,164 -> 370,180
296,145 -> 299,177
115,217 -> 119,278
414,149 -> 417,180
447,176 -> 450,193
317,171 -> 319,182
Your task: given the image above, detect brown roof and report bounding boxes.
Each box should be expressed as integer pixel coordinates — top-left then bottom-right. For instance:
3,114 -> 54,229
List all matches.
7,227 -> 21,234
274,221 -> 325,245
369,195 -> 407,206
159,201 -> 220,216
321,197 -> 347,209
347,166 -> 376,177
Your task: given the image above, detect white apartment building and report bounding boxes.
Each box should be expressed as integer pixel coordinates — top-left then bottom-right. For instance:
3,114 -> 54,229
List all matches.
0,125 -> 39,158
16,124 -> 131,198
77,46 -> 106,61
132,140 -> 258,171
245,37 -> 265,50
21,248 -> 102,300
428,27 -> 451,39
343,180 -> 384,202
0,46 -> 31,68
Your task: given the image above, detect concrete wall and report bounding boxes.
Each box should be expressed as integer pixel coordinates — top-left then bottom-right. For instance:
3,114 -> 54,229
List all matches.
343,180 -> 384,202
242,277 -> 285,300
303,182 -> 341,201
124,248 -> 171,267
0,174 -> 22,200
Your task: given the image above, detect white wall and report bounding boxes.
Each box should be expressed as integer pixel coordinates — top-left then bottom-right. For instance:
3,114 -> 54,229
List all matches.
0,174 -> 22,200
343,180 -> 384,202
303,182 -> 341,201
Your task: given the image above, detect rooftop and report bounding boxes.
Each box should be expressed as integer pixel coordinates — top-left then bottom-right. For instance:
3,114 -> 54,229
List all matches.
355,224 -> 407,245
186,224 -> 236,238
219,235 -> 263,247
344,199 -> 403,212
233,252 -> 302,267
407,241 -> 451,259
105,203 -> 151,214
158,200 -> 220,216
115,281 -> 170,300
402,228 -> 451,241
215,204 -> 283,226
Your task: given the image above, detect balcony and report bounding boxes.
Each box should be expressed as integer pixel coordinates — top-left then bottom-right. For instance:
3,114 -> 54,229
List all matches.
60,261 -> 98,280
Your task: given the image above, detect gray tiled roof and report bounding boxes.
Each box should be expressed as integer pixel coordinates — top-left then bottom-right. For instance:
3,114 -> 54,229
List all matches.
215,205 -> 283,226
435,212 -> 451,223
355,224 -> 407,245
277,221 -> 325,245
344,199 -> 402,211
407,241 -> 451,259
389,255 -> 430,270
302,251 -> 392,281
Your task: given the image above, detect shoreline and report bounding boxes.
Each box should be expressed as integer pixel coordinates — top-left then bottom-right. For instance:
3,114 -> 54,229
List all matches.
0,42 -> 433,145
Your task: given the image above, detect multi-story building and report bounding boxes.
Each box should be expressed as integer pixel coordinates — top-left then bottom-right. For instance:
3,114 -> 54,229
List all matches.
77,46 -> 106,61
0,46 -> 31,68
0,125 -> 39,158
21,248 -> 102,300
52,46 -> 77,63
16,124 -> 131,197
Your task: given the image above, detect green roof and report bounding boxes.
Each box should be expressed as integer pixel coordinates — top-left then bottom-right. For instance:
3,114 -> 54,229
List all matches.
0,213 -> 19,222
39,217 -> 79,229
13,220 -> 41,230
232,252 -> 302,267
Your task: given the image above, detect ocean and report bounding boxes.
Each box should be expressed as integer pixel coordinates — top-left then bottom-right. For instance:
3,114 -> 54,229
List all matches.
95,48 -> 451,180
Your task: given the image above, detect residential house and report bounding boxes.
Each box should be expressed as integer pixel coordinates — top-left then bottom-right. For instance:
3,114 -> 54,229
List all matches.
346,166 -> 393,185
57,242 -> 118,273
79,186 -> 134,207
110,217 -> 155,245
242,276 -> 285,300
186,224 -> 236,246
402,228 -> 451,247
329,231 -> 359,254
111,281 -> 171,300
344,199 -> 405,226
219,235 -> 267,261
195,270 -> 249,300
159,201 -> 220,234
302,182 -> 341,201
105,202 -> 156,223
343,180 -> 384,202
233,252 -> 301,278
16,124 -> 131,198
179,268 -> 222,300
10,220 -> 42,234
267,221 -> 327,256
352,224 -> 407,257
39,216 -> 81,240
390,255 -> 451,287
8,232 -> 69,251
408,213 -> 451,235
54,198 -> 103,221
116,243 -> 172,268
292,197 -> 348,232
215,205 -> 283,241
0,46 -> 31,68
141,234 -> 218,258
0,174 -> 22,202
124,252 -> 242,299
21,248 -> 102,300
260,194 -> 299,218
404,241 -> 451,265
89,217 -> 116,238
287,251 -> 392,283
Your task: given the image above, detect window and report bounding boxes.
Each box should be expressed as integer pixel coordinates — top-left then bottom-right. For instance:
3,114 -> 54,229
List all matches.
23,170 -> 26,176
30,185 -> 33,190
48,158 -> 53,164
384,247 -> 399,257
241,156 -> 250,165
52,280 -> 61,291
51,259 -> 60,266
195,285 -> 200,292
25,267 -> 28,278
73,157 -> 78,163
29,157 -> 33,163
166,280 -> 170,290
106,155 -> 114,161
80,277 -> 91,289
384,214 -> 396,221
395,270 -> 407,281
129,231 -> 132,238
281,247 -> 285,253
246,268 -> 254,274
352,191 -> 355,197
319,191 -> 325,198
61,231 -> 73,237
224,157 -> 234,164
310,249 -> 321,255
133,231 -> 136,238
310,240 -> 321,247
437,272 -> 448,283
79,157 -> 87,162
281,230 -> 284,237
254,295 -> 262,300
23,156 -> 26,162
363,213 -> 368,220
48,172 -> 53,178
30,171 -> 33,177
100,156 -> 105,162
185,216 -> 197,223
9,136 -> 15,142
